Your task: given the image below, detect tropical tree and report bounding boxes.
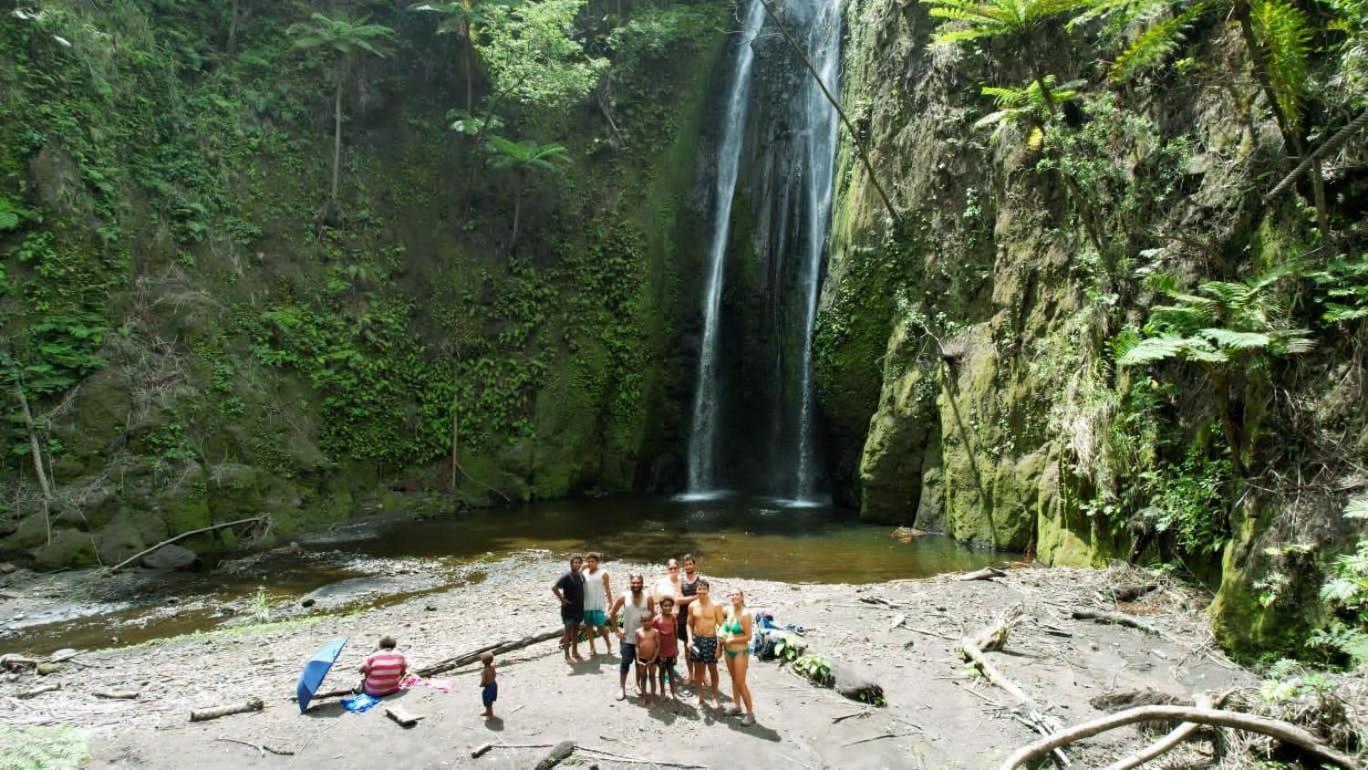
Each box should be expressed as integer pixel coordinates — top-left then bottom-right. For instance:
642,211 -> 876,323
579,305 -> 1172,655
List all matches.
288,13 -> 396,214
924,0 -> 1092,112
485,136 -> 570,248
482,0 -> 607,114
1115,269 -> 1314,476
410,1 -> 517,114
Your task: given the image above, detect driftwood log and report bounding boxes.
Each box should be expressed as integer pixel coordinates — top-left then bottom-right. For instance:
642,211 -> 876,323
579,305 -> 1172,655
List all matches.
385,705 -> 423,727
111,516 -> 266,573
417,630 -> 560,677
17,683 -> 61,699
534,741 -> 576,770
190,697 -> 264,722
93,690 -> 139,700
956,567 -> 1007,582
1071,609 -> 1160,636
998,705 -> 1359,770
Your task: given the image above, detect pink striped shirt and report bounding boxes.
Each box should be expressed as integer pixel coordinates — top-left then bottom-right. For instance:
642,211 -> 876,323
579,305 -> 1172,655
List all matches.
362,651 -> 407,696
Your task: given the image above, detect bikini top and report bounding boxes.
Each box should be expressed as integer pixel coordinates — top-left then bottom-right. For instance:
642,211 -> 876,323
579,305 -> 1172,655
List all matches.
723,611 -> 744,636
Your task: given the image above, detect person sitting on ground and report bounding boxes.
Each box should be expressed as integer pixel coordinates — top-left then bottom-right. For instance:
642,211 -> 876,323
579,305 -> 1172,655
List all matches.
479,651 -> 498,720
687,579 -> 725,710
634,607 -> 661,705
581,552 -> 613,657
654,596 -> 681,701
609,573 -> 653,700
552,554 -> 586,663
359,635 -> 407,697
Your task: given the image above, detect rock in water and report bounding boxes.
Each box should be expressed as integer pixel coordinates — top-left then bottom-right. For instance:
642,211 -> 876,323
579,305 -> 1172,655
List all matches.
142,544 -> 199,570
831,663 -> 884,705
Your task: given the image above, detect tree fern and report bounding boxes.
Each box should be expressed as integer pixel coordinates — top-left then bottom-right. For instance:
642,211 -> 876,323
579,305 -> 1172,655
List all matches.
974,77 -> 1083,144
1249,0 -> 1314,128
1116,334 -> 1188,364
925,0 -> 1092,43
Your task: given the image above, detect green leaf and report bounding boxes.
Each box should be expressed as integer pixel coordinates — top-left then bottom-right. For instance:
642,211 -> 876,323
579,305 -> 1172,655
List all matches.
1345,498 -> 1368,520
1116,335 -> 1185,365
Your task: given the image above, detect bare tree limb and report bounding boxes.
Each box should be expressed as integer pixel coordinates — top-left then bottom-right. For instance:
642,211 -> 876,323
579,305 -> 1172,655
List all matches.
1102,694 -> 1211,770
1264,108 -> 1368,203
110,517 -> 267,573
998,705 -> 1359,770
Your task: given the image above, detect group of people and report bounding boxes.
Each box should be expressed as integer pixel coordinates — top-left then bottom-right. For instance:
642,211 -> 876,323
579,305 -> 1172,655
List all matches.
552,553 -> 757,725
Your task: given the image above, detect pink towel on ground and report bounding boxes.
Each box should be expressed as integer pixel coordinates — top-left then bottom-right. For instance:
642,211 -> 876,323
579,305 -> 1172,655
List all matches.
400,674 -> 452,693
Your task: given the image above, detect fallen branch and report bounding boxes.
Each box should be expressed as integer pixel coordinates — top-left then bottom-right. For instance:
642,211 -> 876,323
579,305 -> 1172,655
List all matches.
960,634 -> 1069,767
190,697 -> 263,722
16,683 -> 61,699
956,567 -> 1007,582
832,709 -> 870,724
577,746 -> 709,768
213,737 -> 294,757
475,741 -> 706,769
1071,609 -> 1159,636
111,517 -> 266,573
841,732 -> 916,747
998,705 -> 1359,770
290,686 -> 353,703
417,630 -> 560,677
1102,694 -> 1211,770
970,605 -> 1026,652
93,690 -> 139,700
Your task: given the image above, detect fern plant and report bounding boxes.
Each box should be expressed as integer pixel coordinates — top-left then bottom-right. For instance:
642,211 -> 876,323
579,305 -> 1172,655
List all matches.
925,0 -> 1091,113
1312,502 -> 1368,667
1309,254 -> 1368,323
1115,268 -> 1313,475
976,76 -> 1084,148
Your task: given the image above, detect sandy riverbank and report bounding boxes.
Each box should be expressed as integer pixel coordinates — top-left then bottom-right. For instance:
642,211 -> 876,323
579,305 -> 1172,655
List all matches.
0,553 -> 1325,769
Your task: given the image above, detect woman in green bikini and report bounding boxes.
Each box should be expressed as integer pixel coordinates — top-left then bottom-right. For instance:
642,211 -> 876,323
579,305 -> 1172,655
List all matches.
721,587 -> 756,725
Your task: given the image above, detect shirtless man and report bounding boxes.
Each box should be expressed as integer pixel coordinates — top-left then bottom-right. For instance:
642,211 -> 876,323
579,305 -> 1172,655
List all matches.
609,574 -> 653,700
634,607 -> 661,705
686,578 -> 725,709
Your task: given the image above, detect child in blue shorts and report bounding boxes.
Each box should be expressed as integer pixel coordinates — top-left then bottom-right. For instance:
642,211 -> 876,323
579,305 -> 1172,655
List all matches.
479,651 -> 497,719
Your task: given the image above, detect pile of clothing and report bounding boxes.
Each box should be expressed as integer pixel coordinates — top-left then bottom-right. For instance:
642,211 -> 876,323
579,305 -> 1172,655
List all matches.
749,610 -> 808,661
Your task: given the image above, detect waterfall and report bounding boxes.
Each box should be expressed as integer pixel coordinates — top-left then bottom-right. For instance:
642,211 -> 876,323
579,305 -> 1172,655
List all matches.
685,0 -> 766,497
684,0 -> 842,502
793,0 -> 842,502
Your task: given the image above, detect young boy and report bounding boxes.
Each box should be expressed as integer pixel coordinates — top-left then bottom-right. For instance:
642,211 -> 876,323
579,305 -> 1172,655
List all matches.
360,636 -> 407,697
633,607 -> 661,705
479,651 -> 497,719
654,597 -> 681,701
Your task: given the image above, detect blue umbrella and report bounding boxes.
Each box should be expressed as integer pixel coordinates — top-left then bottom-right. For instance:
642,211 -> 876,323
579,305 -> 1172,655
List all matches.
296,636 -> 348,713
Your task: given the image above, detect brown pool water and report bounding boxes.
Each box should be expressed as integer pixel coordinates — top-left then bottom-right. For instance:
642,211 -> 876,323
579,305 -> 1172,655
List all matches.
2,495 -> 1000,655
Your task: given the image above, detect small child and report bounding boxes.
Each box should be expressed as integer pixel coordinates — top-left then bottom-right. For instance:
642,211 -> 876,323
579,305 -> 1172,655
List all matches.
654,597 -> 681,701
479,651 -> 497,719
634,607 -> 661,704
360,636 -> 407,697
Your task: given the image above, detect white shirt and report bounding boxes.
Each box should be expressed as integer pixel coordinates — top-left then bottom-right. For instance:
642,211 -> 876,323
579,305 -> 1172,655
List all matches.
582,567 -> 609,612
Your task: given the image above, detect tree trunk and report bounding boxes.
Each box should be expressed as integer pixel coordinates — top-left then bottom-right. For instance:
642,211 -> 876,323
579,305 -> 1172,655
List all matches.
227,0 -> 241,56
511,187 -> 522,249
451,357 -> 460,491
10,373 -> 53,544
331,59 -> 344,206
1207,367 -> 1248,477
463,23 -> 475,114
1266,107 -> 1368,202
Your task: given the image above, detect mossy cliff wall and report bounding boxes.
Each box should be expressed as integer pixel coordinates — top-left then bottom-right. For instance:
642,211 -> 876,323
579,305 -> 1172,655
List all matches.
0,1 -> 730,568
817,0 -> 1366,657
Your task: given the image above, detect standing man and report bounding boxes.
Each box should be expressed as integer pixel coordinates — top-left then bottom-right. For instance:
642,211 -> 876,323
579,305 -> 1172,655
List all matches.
608,574 -> 653,700
582,552 -> 613,656
677,554 -> 701,687
686,578 -> 725,710
552,554 -> 586,664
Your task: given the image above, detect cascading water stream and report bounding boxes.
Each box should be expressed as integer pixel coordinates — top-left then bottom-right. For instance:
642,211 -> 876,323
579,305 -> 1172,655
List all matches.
684,0 -> 842,503
793,0 -> 842,502
684,0 -> 766,497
